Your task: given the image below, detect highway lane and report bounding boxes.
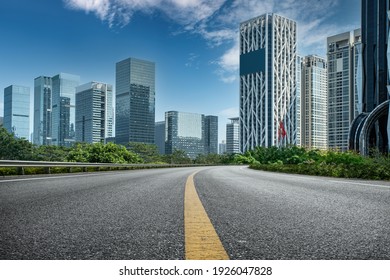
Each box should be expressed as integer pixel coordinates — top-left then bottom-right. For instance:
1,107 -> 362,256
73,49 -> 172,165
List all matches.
0,168 -> 204,259
195,166 -> 390,259
1,166 -> 390,259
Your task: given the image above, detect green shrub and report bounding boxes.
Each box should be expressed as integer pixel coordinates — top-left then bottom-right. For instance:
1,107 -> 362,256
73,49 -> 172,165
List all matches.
0,168 -> 17,176
249,146 -> 390,180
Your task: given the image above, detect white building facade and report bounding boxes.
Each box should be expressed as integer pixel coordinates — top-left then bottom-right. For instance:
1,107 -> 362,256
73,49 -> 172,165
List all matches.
239,13 -> 298,152
226,117 -> 240,154
327,29 -> 362,151
300,55 -> 328,150
75,82 -> 113,144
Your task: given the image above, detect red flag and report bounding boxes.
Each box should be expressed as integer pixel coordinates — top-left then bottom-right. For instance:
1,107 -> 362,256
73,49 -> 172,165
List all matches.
279,120 -> 287,140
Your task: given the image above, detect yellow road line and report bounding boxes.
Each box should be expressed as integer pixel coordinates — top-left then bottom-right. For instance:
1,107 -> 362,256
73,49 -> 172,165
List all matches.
184,171 -> 229,260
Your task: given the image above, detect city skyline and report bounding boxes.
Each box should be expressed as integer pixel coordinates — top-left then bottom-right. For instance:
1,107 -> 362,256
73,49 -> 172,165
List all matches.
0,0 -> 360,144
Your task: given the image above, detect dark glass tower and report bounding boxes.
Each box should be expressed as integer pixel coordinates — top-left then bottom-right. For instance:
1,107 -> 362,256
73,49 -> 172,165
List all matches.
115,57 -> 155,145
51,73 -> 80,147
349,0 -> 390,154
362,0 -> 388,111
204,115 -> 218,154
34,76 -> 52,145
154,121 -> 165,154
3,85 -> 30,140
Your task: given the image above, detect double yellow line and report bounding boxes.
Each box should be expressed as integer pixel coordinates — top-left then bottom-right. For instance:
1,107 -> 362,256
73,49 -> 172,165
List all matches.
184,171 -> 229,260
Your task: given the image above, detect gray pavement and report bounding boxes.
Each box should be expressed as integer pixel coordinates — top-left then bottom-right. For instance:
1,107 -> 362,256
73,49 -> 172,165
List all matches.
0,168 -> 200,259
1,166 -> 390,259
195,166 -> 390,259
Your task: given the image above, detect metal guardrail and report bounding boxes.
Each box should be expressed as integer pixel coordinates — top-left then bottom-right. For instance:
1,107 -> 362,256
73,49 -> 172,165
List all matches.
0,160 -> 208,175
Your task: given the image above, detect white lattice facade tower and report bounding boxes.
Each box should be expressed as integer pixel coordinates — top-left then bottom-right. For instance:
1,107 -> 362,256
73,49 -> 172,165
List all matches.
239,14 -> 297,152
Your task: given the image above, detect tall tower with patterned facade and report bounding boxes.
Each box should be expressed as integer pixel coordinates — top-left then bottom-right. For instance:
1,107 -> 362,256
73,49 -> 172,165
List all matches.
239,14 -> 297,152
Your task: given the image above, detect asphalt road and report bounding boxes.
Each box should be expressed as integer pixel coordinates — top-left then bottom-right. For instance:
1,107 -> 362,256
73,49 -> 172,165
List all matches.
1,166 -> 390,259
195,167 -> 390,259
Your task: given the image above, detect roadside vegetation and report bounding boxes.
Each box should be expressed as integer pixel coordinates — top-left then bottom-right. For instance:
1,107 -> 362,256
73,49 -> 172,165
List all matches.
0,126 -> 233,176
237,146 -> 390,180
2,126 -> 390,179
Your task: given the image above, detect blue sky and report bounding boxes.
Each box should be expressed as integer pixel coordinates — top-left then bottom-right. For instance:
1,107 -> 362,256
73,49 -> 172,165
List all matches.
0,0 -> 360,143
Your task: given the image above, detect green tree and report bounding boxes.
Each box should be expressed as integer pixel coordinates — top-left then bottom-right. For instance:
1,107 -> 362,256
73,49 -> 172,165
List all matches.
67,143 -> 90,162
90,142 -> 142,164
67,142 -> 142,164
164,149 -> 192,164
194,153 -> 225,164
219,153 -> 237,164
0,126 -> 34,160
126,142 -> 162,163
33,145 -> 70,162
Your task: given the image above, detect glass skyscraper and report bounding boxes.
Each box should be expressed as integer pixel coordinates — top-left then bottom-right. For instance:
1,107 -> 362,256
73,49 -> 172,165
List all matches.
51,73 -> 80,147
33,76 -> 52,145
155,121 -> 166,154
240,14 -> 297,152
327,29 -> 361,151
75,82 -> 113,144
204,115 -> 218,154
300,55 -> 328,150
115,57 -> 155,145
3,85 -> 30,140
165,111 -> 218,159
350,0 -> 390,154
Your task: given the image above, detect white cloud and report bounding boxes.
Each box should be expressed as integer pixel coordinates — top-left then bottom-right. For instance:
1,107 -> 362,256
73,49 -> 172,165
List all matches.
65,0 -> 111,21
64,0 -> 225,27
217,0 -> 274,25
64,0 -> 358,82
185,53 -> 200,69
162,0 -> 225,28
219,107 -> 239,118
198,28 -> 237,46
213,38 -> 239,82
211,0 -> 358,81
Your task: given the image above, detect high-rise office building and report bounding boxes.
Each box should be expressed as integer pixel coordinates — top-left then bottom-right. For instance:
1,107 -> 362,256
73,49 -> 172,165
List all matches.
350,0 -> 390,154
115,57 -> 155,145
51,73 -> 80,147
226,117 -> 240,154
33,76 -> 52,145
296,55 -> 303,147
155,121 -> 165,154
165,111 -> 204,159
219,140 -> 226,154
240,14 -> 298,152
300,55 -> 328,150
165,111 -> 218,159
327,29 -> 362,151
204,115 -> 218,154
0,116 -> 3,126
75,82 -> 113,144
3,85 -> 30,139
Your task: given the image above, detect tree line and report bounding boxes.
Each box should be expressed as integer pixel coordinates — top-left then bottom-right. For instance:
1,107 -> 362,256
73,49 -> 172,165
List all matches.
2,126 -> 390,179
0,126 -> 234,164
